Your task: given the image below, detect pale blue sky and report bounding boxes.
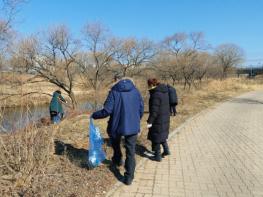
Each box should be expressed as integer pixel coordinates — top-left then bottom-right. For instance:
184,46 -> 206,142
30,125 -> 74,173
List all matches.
6,0 -> 263,65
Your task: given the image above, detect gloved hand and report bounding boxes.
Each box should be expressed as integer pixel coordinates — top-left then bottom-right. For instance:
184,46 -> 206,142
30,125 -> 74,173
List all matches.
147,123 -> 152,129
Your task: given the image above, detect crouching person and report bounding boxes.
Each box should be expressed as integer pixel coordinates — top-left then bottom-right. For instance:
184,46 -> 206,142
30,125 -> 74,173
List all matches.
49,90 -> 67,124
91,74 -> 144,185
147,78 -> 171,162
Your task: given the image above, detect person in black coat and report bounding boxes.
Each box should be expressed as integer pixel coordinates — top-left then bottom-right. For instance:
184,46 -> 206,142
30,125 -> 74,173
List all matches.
147,78 -> 171,162
167,84 -> 178,116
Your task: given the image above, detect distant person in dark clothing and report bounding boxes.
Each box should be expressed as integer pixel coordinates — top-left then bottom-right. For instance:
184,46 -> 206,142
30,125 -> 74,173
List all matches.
147,78 -> 171,162
49,90 -> 67,124
91,74 -> 144,185
167,84 -> 178,116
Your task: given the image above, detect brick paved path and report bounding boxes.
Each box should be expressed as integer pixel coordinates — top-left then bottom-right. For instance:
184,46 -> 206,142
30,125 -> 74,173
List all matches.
106,91 -> 263,197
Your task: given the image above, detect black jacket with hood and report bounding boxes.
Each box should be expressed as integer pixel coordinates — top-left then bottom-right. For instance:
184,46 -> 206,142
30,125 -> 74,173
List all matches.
147,84 -> 170,143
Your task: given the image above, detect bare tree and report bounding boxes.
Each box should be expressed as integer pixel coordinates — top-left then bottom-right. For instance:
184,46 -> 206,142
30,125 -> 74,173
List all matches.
193,52 -> 213,85
181,32 -> 211,89
0,0 -> 25,52
9,39 -> 34,73
188,32 -> 208,51
15,25 -> 80,108
113,38 -> 155,77
79,22 -> 116,91
0,53 -> 4,70
159,31 -> 209,89
158,33 -> 188,85
215,43 -> 245,79
162,32 -> 187,56
153,53 -> 183,85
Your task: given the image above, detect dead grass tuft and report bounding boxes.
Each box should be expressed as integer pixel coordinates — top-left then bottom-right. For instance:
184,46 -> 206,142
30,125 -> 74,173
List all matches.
0,124 -> 54,196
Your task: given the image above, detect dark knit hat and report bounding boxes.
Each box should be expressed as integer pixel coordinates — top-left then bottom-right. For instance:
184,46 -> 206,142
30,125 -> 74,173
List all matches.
55,90 -> 62,94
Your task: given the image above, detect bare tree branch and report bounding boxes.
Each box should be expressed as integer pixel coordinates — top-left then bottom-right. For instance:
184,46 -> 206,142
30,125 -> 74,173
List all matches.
215,43 -> 245,79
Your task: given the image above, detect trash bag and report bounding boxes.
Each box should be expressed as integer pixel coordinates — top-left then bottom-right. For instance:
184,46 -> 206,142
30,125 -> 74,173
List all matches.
88,118 -> 106,168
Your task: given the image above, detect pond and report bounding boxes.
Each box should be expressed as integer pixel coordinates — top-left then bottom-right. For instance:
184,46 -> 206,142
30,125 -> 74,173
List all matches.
0,101 -> 102,132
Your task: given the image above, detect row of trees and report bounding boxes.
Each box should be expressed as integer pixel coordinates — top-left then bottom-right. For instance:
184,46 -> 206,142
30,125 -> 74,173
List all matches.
0,1 -> 245,108
6,24 -> 159,107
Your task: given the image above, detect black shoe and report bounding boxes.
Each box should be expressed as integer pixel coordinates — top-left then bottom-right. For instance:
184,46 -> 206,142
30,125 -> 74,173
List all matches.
162,150 -> 171,158
151,153 -> 162,162
155,155 -> 162,162
123,176 -> 133,185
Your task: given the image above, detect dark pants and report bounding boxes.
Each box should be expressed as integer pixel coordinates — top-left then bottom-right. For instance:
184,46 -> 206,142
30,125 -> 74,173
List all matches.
50,111 -> 63,124
170,104 -> 177,116
111,134 -> 137,179
152,140 -> 169,154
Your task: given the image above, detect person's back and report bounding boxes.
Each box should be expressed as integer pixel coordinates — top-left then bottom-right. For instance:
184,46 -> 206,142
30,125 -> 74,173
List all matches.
167,84 -> 178,105
92,77 -> 144,185
147,78 -> 171,162
49,90 -> 66,123
107,78 -> 143,137
167,84 -> 178,116
148,83 -> 170,142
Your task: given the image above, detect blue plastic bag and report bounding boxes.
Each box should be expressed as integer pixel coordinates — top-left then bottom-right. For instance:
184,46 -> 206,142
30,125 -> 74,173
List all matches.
88,118 -> 106,167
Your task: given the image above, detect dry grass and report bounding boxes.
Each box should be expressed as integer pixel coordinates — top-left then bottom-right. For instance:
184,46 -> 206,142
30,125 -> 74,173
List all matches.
0,78 -> 263,196
0,124 -> 54,196
169,78 -> 263,129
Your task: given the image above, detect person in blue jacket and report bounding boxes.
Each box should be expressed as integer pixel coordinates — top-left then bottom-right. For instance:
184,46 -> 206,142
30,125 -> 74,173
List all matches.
49,90 -> 67,124
92,74 -> 144,185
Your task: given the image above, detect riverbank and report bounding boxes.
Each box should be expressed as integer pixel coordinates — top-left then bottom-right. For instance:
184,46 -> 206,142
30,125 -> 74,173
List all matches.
0,72 -> 100,108
0,85 -> 94,109
1,78 -> 263,196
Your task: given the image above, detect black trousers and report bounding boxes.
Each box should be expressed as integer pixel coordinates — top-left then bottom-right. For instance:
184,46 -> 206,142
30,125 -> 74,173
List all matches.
152,140 -> 169,154
170,104 -> 177,116
111,134 -> 137,179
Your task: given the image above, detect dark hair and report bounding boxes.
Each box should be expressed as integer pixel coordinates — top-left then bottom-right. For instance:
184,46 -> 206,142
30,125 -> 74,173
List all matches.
147,78 -> 160,87
55,90 -> 61,94
114,72 -> 124,81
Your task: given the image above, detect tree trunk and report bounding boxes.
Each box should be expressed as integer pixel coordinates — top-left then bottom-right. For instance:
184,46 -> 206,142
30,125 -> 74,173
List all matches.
183,79 -> 187,90
69,91 -> 77,109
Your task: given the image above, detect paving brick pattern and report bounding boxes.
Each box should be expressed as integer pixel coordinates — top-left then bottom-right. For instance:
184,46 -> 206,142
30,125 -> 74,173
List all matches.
106,91 -> 263,197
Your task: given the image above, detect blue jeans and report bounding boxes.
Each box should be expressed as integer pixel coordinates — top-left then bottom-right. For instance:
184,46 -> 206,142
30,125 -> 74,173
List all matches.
51,112 -> 62,124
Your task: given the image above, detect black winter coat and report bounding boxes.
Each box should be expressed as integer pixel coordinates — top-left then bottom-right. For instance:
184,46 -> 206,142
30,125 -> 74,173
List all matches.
147,84 -> 170,143
167,84 -> 178,105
